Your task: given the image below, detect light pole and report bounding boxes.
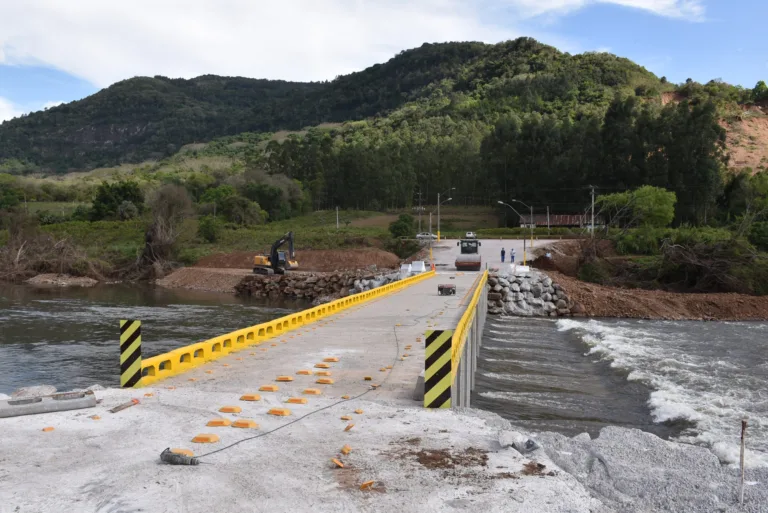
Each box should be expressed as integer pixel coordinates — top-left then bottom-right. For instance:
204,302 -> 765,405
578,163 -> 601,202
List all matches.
437,187 -> 455,241
498,201 -> 529,266
429,197 -> 452,261
511,199 -> 534,250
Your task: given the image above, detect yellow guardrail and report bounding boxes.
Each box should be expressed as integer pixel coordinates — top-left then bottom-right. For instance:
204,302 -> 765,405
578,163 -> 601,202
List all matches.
451,270 -> 488,378
137,270 -> 436,387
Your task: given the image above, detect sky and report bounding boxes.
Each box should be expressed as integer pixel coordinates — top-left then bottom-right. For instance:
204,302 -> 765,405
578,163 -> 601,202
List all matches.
1,0 -> 766,122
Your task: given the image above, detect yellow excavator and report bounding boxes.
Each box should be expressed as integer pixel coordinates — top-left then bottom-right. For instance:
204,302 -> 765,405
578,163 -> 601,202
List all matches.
253,231 -> 299,275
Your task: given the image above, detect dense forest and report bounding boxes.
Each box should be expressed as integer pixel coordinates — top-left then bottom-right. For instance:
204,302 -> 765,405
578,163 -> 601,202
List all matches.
1,37 -> 766,226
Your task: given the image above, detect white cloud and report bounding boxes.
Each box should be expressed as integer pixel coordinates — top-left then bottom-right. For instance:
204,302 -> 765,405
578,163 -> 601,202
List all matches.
0,97 -> 24,122
500,0 -> 704,19
0,1 -> 703,88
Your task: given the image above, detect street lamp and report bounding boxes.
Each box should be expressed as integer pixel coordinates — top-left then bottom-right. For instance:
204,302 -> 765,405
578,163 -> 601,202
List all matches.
428,196 -> 452,261
497,200 -> 530,266
437,187 -> 455,241
511,199 -> 534,250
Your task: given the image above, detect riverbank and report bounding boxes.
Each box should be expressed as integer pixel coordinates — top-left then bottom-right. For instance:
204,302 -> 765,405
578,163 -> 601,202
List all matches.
552,270 -> 768,320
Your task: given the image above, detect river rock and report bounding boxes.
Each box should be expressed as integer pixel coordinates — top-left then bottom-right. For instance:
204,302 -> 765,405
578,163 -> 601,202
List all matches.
543,301 -> 556,313
493,284 -> 502,292
520,281 -> 531,292
498,277 -> 510,288
510,282 -> 520,292
542,277 -> 553,288
542,292 -> 552,302
11,385 -> 57,398
488,292 -> 503,301
557,299 -> 568,309
531,284 -> 543,298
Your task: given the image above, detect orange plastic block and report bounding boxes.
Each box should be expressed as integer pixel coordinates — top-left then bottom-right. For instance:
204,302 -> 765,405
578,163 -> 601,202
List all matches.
371,384 -> 380,388
314,363 -> 330,369
360,480 -> 375,490
403,354 -> 410,357
188,378 -> 197,382
171,448 -> 194,457
332,458 -> 344,468
323,357 -> 339,362
236,358 -> 243,361
90,415 -> 101,420
404,345 -> 412,350
268,408 -> 291,416
314,371 -> 332,376
271,344 -> 277,347
250,352 -> 256,356
386,365 -> 393,369
364,376 -> 372,381
276,376 -> 294,382
205,370 -> 213,374
259,385 -> 279,392
297,369 -> 312,375
400,358 -> 405,361
207,418 -> 232,427
355,409 -> 364,415
341,415 -> 352,421
303,388 -> 322,395
260,348 -> 268,352
144,393 -> 153,397
222,364 -> 230,367
192,434 -> 220,443
287,397 -> 308,404
240,394 -> 261,401
341,395 -> 350,400
232,419 -> 258,429
344,423 -> 355,431
316,378 -> 334,385
379,368 -> 387,372
219,406 -> 242,413
341,444 -> 352,455
42,427 -> 54,432
166,386 -> 176,390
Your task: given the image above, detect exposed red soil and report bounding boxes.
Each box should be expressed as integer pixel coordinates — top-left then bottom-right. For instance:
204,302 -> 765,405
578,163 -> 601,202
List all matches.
552,270 -> 768,321
194,248 -> 401,273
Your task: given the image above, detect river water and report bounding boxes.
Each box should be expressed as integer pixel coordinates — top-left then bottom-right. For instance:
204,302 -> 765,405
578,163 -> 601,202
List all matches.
475,317 -> 768,468
0,284 -> 305,395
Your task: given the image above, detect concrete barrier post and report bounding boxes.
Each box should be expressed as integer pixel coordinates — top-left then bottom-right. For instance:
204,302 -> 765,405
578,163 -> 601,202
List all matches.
120,319 -> 142,388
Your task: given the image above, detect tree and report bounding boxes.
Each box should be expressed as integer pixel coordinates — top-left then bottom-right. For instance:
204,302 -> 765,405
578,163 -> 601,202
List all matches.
219,195 -> 264,226
389,214 -> 415,238
597,186 -> 676,228
197,215 -> 221,243
754,81 -> 768,102
139,185 -> 193,267
117,201 -> 139,220
90,181 -> 144,221
200,184 -> 236,205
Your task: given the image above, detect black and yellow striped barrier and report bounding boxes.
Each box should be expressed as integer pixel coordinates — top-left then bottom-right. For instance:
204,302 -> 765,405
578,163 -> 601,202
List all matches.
120,320 -> 142,388
424,329 -> 453,408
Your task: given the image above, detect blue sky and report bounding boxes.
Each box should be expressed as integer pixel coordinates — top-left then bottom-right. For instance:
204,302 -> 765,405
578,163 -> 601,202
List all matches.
1,0 -> 765,122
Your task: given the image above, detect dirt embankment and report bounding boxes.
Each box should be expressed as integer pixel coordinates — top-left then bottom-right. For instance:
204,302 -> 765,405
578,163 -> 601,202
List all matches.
194,248 -> 401,273
158,248 -> 404,294
552,271 -> 768,321
534,240 -> 768,320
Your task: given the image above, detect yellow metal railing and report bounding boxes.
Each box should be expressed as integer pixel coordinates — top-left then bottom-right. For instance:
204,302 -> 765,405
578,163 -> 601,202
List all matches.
451,270 -> 488,378
137,270 -> 436,387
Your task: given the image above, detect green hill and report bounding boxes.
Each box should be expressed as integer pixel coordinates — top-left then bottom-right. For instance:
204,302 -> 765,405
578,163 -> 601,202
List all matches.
0,38 -> 666,172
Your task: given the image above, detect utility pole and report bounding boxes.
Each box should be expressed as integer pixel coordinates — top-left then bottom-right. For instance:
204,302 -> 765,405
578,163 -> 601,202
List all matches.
547,206 -> 550,236
417,191 -> 422,232
590,185 -> 596,236
437,192 -> 441,241
336,206 -> 339,229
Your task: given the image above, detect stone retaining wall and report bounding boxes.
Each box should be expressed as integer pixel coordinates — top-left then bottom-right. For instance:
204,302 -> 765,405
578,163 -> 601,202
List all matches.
235,270 -> 400,303
487,270 -> 577,317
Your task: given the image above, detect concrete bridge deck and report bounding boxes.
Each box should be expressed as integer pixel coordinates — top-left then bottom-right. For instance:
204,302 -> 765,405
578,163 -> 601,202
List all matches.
1,241 -> 599,513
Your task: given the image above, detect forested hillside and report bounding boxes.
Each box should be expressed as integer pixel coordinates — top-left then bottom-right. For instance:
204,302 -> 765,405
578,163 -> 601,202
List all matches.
1,37 -> 767,227
0,38 -> 668,171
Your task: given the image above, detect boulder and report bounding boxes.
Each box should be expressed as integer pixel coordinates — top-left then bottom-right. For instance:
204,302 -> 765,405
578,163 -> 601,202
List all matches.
556,299 -> 568,309
520,281 -> 531,292
531,284 -> 543,298
510,283 -> 520,292
488,292 -> 503,301
493,284 -> 502,292
542,277 -> 553,288
541,292 -> 552,302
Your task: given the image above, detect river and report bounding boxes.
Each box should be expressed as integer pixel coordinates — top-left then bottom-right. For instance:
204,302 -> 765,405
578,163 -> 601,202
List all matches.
475,316 -> 768,468
0,283 -> 306,395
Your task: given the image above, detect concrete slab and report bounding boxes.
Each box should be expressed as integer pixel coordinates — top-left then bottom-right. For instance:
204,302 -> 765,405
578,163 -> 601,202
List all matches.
0,271 -> 603,512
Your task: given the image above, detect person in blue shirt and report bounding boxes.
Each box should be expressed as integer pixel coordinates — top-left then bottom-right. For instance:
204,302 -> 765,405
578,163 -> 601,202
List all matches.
501,248 -> 506,262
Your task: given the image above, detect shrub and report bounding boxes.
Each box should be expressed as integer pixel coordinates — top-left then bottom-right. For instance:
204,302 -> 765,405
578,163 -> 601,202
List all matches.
198,215 -> 221,242
117,201 -> 139,220
90,181 -> 144,221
